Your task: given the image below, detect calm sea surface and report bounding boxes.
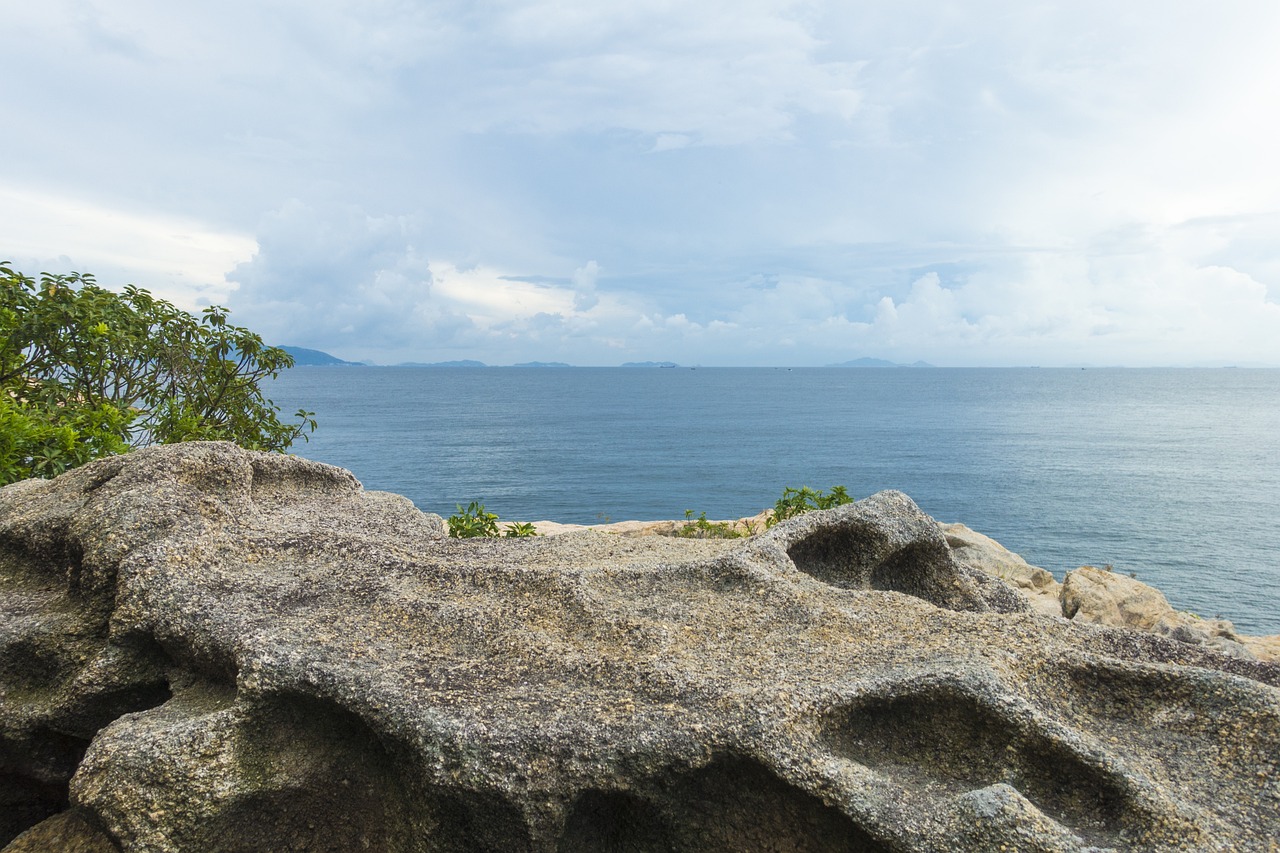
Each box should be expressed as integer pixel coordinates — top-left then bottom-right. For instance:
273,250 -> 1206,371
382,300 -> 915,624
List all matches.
267,367 -> 1280,635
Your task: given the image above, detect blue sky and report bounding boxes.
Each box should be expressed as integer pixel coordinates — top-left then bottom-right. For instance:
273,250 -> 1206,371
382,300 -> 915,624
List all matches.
4,1 -> 1279,366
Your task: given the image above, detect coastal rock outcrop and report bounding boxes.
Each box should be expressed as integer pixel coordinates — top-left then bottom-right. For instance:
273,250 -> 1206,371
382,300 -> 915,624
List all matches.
940,522 -> 1064,618
1061,565 -> 1256,659
2,442 -> 1278,851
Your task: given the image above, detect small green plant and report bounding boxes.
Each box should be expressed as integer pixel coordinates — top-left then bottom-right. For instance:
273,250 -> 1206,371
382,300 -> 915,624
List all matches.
767,485 -> 853,527
504,522 -> 538,538
447,501 -> 499,538
676,510 -> 744,539
447,502 -> 537,538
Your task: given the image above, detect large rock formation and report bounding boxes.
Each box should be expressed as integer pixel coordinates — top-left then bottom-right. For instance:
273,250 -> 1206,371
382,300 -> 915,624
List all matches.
2,442 -> 1278,852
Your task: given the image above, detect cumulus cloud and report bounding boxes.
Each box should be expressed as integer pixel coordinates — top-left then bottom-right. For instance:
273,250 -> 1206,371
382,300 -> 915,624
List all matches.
230,205 -> 639,363
0,184 -> 253,310
842,245 -> 1280,366
226,201 -> 463,361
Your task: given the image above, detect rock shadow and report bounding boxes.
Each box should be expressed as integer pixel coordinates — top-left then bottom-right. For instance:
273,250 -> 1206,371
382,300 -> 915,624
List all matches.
1037,661 -> 1280,832
785,524 -> 937,598
559,756 -> 894,852
0,628 -> 171,847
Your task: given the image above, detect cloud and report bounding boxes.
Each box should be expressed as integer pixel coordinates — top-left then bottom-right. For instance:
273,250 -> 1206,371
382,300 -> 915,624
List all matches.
0,184 -> 254,309
227,200 -> 461,361
650,134 -> 692,153
849,245 -> 1280,366
571,261 -> 600,311
456,0 -> 867,145
228,204 -> 632,363
6,2 -> 1280,366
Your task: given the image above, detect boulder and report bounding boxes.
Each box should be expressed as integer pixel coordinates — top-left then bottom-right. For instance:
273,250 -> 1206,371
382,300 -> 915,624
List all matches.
2,443 -> 1278,851
940,522 -> 1064,618
1061,566 -> 1258,659
1060,565 -> 1175,631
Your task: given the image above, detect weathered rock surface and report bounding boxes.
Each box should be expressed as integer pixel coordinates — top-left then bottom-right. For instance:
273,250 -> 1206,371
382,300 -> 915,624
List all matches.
940,522 -> 1064,618
941,525 -> 1280,663
2,442 -> 1278,851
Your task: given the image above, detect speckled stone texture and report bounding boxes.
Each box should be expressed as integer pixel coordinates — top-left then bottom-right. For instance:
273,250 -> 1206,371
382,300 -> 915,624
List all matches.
1,442 -> 1277,852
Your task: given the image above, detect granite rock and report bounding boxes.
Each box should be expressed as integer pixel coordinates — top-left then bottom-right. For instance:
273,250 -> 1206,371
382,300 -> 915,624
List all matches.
2,443 -> 1278,852
940,522 -> 1064,618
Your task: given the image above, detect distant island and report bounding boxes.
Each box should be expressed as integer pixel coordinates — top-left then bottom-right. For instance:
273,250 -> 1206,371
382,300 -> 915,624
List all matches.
397,360 -> 488,368
279,346 -> 364,366
278,350 -> 936,369
826,357 -> 934,368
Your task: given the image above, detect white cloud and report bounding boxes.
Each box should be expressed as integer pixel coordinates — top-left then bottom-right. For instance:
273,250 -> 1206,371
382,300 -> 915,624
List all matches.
571,260 -> 600,311
420,0 -> 869,145
0,184 -> 254,309
226,200 -> 452,360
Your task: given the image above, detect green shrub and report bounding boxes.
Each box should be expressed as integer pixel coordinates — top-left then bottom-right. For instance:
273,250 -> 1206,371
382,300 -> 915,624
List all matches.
767,485 -> 853,527
446,503 -> 539,538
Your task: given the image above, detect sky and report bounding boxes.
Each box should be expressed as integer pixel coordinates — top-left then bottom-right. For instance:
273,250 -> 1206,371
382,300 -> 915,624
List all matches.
4,1 -> 1280,367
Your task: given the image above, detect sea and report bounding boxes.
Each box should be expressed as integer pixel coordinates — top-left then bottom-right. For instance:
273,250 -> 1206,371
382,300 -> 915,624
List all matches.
266,366 -> 1280,636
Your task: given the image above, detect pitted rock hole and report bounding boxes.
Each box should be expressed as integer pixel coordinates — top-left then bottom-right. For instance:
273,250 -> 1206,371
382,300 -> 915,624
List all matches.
1048,662 -> 1280,831
249,456 -> 358,508
785,523 -> 950,606
0,634 -> 171,847
181,693 -> 530,853
0,772 -> 68,847
429,788 -> 532,853
563,757 -> 896,853
784,522 -> 892,591
196,694 -> 414,853
822,689 -> 1135,844
558,791 -> 673,852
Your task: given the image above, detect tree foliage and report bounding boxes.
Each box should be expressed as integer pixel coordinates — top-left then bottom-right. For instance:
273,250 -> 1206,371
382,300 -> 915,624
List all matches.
1,263 -> 316,485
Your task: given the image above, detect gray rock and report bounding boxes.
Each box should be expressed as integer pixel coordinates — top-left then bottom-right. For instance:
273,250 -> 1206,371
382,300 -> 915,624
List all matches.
2,442 -> 1278,851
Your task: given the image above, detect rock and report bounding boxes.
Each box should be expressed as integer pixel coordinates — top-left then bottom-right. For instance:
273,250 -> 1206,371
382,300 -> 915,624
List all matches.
2,442 -> 1279,851
941,522 -> 1064,618
1061,565 -> 1174,630
1061,566 -> 1263,660
3,809 -> 117,853
1241,634 -> 1280,662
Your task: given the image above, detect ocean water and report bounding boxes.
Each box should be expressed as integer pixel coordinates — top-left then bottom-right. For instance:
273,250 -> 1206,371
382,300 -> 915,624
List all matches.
266,367 -> 1280,635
